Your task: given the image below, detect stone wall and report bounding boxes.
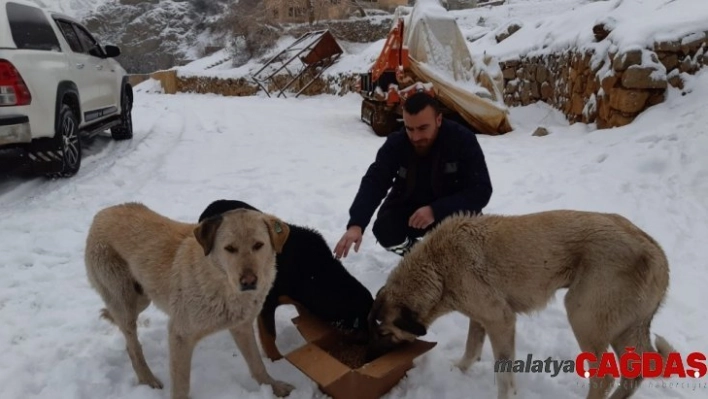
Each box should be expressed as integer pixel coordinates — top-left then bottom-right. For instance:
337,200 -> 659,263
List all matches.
655,33 -> 708,88
176,76 -> 260,97
499,31 -> 708,128
128,74 -> 151,88
172,71 -> 358,97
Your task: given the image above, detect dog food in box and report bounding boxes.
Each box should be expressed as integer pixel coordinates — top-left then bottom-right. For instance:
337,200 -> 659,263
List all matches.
284,313 -> 436,399
321,339 -> 369,369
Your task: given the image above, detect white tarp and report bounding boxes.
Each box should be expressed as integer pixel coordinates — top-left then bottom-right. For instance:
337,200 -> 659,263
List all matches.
394,0 -> 512,134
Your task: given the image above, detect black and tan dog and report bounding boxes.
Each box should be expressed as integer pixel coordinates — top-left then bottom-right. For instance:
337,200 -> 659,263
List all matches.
199,200 -> 374,360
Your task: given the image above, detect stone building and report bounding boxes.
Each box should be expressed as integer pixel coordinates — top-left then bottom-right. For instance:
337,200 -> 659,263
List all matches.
264,0 -> 410,24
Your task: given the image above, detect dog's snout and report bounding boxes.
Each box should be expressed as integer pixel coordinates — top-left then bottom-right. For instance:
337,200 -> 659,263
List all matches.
240,270 -> 258,291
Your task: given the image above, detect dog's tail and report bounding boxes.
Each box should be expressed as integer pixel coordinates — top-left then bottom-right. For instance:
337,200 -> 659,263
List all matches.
607,313 -> 678,398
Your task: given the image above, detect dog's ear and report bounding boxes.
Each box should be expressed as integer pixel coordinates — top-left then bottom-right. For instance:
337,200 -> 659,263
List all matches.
393,306 -> 427,336
263,214 -> 290,254
194,215 -> 223,256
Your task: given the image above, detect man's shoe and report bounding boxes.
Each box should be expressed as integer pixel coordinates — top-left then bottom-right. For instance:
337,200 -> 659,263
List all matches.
386,237 -> 416,257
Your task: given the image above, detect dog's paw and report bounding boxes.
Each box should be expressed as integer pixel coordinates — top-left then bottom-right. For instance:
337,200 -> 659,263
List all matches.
496,373 -> 515,399
270,380 -> 294,397
454,356 -> 477,372
497,389 -> 517,399
139,375 -> 164,389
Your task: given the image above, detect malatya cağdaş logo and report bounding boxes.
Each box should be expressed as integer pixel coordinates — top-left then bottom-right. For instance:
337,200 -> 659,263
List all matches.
576,347 -> 707,379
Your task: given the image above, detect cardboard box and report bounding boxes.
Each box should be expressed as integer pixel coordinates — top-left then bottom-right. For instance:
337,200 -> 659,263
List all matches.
285,312 -> 436,399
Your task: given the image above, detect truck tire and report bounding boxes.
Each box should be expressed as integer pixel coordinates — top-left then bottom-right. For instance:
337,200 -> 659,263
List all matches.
111,88 -> 133,140
39,104 -> 81,178
362,99 -> 399,137
371,106 -> 399,137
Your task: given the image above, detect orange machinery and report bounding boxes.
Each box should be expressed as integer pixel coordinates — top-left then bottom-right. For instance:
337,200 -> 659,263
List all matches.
355,13 -> 513,138
356,18 -> 436,137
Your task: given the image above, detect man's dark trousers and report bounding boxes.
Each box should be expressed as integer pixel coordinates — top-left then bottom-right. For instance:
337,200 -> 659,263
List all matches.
371,205 -> 482,256
371,205 -> 438,256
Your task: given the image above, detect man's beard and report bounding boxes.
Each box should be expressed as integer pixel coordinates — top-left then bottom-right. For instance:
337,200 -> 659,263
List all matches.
413,140 -> 431,155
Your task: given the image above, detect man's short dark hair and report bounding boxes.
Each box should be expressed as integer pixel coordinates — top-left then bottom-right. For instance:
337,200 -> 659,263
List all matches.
403,91 -> 441,115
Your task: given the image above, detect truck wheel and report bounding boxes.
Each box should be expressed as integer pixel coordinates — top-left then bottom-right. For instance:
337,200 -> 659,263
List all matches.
370,105 -> 398,137
45,104 -> 81,178
111,89 -> 133,140
361,99 -> 398,137
361,99 -> 374,125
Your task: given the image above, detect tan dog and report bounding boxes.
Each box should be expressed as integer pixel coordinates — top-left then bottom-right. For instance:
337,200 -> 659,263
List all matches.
84,202 -> 294,399
367,210 -> 674,399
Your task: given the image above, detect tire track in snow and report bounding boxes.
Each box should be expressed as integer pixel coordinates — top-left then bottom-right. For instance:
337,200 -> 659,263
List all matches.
0,95 -> 172,211
62,97 -> 185,210
125,94 -> 257,210
0,96 -> 189,399
98,103 -> 189,200
109,95 -> 231,212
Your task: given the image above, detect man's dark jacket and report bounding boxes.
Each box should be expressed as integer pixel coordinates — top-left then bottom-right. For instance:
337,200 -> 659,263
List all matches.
347,119 -> 493,232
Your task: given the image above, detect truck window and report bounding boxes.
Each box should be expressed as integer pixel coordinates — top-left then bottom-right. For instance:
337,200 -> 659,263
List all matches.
6,2 -> 61,51
54,19 -> 83,53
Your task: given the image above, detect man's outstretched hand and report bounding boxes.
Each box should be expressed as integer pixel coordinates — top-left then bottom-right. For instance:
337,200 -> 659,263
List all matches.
334,226 -> 363,259
409,206 -> 434,230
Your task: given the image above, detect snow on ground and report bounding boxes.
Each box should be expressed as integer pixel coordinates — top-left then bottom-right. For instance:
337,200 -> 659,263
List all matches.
1,63 -> 708,399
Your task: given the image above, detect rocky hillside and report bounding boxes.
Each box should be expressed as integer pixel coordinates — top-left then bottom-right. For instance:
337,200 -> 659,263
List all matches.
82,0 -> 240,74
41,0 -> 395,74
28,0 -> 111,19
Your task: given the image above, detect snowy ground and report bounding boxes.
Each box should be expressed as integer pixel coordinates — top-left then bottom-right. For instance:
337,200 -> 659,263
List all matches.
1,70 -> 708,398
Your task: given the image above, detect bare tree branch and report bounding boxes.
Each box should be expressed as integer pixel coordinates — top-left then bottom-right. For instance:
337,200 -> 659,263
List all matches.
307,0 -> 315,25
346,0 -> 368,17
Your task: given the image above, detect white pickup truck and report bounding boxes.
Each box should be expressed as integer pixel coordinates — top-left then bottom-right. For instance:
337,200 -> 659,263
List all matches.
0,0 -> 132,178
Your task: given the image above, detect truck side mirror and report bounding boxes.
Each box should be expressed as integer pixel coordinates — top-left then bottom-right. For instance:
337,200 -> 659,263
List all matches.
104,45 -> 121,58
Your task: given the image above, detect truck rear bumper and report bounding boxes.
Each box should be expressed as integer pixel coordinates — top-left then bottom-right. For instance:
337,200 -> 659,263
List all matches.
0,115 -> 32,146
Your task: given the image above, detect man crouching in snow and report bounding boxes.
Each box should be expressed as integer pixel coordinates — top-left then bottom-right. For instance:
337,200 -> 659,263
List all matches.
334,91 -> 493,258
